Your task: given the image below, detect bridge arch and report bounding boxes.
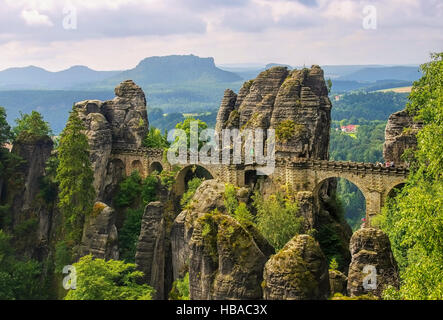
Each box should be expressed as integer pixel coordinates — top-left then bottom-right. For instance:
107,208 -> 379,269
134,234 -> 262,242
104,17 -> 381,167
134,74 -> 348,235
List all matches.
149,161 -> 163,174
174,165 -> 214,196
131,159 -> 144,176
313,173 -> 371,223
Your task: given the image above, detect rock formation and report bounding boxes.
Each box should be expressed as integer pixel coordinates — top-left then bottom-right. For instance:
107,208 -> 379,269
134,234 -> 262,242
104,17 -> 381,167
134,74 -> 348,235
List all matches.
189,213 -> 272,300
329,269 -> 348,296
74,80 -> 148,202
8,135 -> 54,259
79,202 -> 119,260
215,65 -> 332,159
135,201 -> 166,299
347,228 -> 399,298
383,109 -> 423,165
170,180 -> 273,300
262,234 -> 330,300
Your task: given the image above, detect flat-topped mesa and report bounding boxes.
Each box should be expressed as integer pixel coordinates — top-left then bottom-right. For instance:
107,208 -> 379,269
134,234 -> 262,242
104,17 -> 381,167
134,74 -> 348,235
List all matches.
216,65 -> 332,160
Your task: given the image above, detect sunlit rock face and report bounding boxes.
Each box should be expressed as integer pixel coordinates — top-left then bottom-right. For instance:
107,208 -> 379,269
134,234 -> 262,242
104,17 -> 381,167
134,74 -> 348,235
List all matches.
383,109 -> 423,165
215,65 -> 332,159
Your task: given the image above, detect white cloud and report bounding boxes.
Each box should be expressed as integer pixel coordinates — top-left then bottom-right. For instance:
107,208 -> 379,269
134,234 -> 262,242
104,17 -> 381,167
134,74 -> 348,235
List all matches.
21,9 -> 54,27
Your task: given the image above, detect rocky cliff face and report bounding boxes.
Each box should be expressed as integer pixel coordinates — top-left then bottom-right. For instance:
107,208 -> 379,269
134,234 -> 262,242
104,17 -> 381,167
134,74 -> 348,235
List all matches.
170,180 -> 273,300
9,135 -> 54,258
74,80 -> 148,202
135,201 -> 167,299
79,202 -> 119,260
262,234 -> 330,300
347,228 -> 399,298
216,65 -> 332,159
383,110 -> 423,165
190,213 -> 272,300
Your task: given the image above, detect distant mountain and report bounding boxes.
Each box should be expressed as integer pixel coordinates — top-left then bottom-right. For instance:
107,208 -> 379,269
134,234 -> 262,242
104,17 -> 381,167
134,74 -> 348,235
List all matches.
338,66 -> 421,82
0,65 -> 120,90
97,55 -> 242,88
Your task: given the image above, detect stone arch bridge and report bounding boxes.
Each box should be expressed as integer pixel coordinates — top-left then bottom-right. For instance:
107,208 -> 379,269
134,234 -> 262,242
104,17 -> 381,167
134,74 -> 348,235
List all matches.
111,147 -> 408,224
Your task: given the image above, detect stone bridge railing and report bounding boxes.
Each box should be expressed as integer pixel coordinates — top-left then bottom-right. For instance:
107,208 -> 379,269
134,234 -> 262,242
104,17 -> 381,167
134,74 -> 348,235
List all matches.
109,147 -> 410,222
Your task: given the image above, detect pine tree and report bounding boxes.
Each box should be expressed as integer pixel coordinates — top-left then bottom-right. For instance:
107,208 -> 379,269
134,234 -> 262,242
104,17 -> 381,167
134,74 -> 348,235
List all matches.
56,110 -> 95,244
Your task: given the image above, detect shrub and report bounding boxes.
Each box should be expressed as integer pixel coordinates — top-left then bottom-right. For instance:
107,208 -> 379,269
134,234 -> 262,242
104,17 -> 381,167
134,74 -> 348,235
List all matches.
169,272 -> 190,300
253,192 -> 304,250
64,255 -> 155,300
180,177 -> 204,208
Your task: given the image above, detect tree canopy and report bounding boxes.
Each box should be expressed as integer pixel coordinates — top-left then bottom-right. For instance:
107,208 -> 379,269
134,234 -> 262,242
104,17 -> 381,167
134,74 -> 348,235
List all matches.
375,53 -> 443,300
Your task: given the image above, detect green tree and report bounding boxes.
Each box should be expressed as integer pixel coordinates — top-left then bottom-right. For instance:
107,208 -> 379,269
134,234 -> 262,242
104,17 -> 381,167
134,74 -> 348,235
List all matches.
143,127 -> 169,149
12,111 -> 52,140
56,110 -> 95,244
0,107 -> 12,145
174,117 -> 208,150
253,192 -> 304,250
64,255 -> 154,300
375,53 -> 443,300
0,230 -> 44,300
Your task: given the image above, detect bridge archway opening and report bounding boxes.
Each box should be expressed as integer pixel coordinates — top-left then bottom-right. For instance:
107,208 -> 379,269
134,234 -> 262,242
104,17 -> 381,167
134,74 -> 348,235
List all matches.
387,183 -> 406,199
316,177 -> 366,231
245,170 -> 257,187
175,165 -> 214,196
131,160 -> 144,176
149,161 -> 163,174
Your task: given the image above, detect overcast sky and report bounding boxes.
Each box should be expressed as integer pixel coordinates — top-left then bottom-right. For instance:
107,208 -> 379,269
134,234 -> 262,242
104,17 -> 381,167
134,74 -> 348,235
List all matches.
0,0 -> 442,71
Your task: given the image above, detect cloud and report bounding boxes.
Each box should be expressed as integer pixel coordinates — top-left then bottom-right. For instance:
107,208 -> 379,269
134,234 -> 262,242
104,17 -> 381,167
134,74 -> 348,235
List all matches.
0,0 -> 441,70
21,9 -> 54,27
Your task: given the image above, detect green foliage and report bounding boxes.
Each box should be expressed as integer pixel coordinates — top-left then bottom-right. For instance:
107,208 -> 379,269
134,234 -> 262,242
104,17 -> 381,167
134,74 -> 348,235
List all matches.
0,106 -> 12,145
116,172 -> 158,262
119,208 -> 144,263
115,171 -> 143,208
143,127 -> 169,149
329,120 -> 386,163
38,155 -> 59,204
326,78 -> 332,93
54,241 -> 72,274
375,53 -> 443,300
275,120 -> 305,142
173,117 -> 208,150
56,110 -> 95,244
233,202 -> 254,225
332,91 -> 408,122
64,255 -> 154,300
12,110 -> 52,141
223,183 -> 238,216
180,177 -> 204,208
329,257 -> 339,271
253,192 -> 303,250
0,230 -> 44,300
169,272 -> 190,300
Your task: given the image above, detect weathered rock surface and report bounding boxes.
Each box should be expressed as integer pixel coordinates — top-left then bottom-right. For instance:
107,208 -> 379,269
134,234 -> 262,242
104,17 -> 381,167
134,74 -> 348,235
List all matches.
74,80 -> 148,202
80,202 -> 119,260
383,109 -> 423,165
171,180 -> 227,281
189,213 -> 272,300
347,228 -> 399,298
9,135 -> 54,259
135,201 -> 165,299
262,234 -> 330,300
215,65 -> 332,159
10,135 -> 54,219
329,269 -> 348,296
